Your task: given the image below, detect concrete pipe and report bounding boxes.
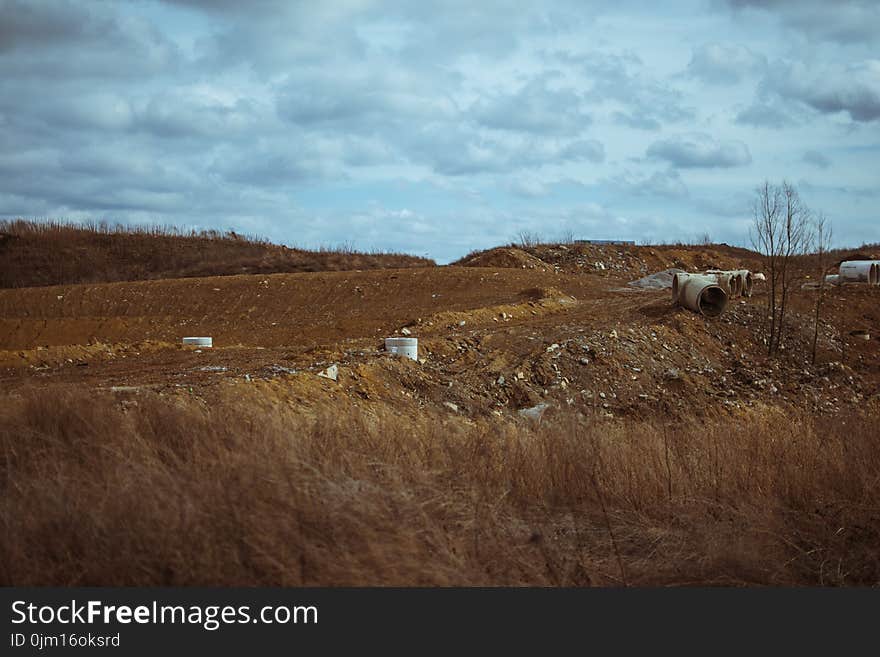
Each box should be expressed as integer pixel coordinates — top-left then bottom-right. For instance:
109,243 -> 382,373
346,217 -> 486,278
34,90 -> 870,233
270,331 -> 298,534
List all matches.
737,270 -> 753,297
706,271 -> 739,298
839,261 -> 880,286
671,272 -> 692,303
677,275 -> 729,317
182,337 -> 213,348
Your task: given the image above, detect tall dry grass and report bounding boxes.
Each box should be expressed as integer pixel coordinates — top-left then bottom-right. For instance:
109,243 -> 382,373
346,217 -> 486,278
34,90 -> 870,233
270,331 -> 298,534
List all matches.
0,219 -> 434,288
1,385 -> 878,586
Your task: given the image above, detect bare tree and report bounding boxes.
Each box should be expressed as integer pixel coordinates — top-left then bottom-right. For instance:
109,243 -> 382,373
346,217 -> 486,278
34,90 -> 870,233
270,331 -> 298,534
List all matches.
558,228 -> 575,245
811,213 -> 833,365
517,230 -> 541,250
774,182 -> 813,355
750,181 -> 783,356
750,180 -> 813,357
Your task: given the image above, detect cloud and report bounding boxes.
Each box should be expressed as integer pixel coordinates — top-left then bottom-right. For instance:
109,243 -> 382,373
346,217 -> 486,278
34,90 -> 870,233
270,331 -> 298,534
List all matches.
768,59 -> 880,122
646,134 -> 752,168
407,126 -> 603,176
572,51 -> 693,129
0,0 -> 99,52
0,1 -> 179,79
134,93 -> 261,138
209,144 -> 318,187
735,101 -> 798,129
802,150 -> 831,169
609,168 -> 688,198
686,43 -> 766,84
723,0 -> 880,45
473,75 -> 590,135
559,139 -> 605,162
275,65 -> 459,134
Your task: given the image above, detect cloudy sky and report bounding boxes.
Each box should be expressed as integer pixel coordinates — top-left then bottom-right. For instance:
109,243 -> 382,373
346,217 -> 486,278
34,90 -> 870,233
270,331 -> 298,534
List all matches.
1,0 -> 878,262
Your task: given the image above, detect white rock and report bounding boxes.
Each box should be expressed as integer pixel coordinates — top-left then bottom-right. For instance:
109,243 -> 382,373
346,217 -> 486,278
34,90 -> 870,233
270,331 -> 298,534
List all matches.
518,403 -> 550,421
318,364 -> 338,381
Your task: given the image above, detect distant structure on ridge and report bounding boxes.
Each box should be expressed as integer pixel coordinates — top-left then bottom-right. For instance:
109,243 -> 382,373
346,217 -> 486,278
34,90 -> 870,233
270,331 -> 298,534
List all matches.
574,239 -> 636,246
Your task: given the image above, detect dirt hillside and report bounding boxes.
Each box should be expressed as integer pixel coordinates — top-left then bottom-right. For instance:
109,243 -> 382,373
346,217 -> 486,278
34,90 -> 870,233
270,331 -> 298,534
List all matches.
0,220 -> 434,288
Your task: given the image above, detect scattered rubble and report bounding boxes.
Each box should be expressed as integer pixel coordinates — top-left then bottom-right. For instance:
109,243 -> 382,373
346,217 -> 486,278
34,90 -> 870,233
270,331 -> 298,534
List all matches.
628,268 -> 686,290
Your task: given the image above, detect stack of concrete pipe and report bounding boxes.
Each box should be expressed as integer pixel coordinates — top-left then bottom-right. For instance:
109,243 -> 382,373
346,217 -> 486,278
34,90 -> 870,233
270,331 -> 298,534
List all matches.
672,268 -> 754,317
671,273 -> 728,317
705,270 -> 753,298
835,261 -> 880,286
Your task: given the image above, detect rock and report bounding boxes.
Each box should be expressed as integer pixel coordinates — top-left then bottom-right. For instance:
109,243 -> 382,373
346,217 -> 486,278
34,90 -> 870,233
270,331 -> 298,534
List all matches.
579,357 -> 590,365
610,330 -> 618,339
518,402 -> 550,421
400,327 -> 412,336
497,375 -> 506,386
317,364 -> 338,381
663,368 -> 681,381
444,401 -> 459,412
458,320 -> 466,327
546,343 -> 560,352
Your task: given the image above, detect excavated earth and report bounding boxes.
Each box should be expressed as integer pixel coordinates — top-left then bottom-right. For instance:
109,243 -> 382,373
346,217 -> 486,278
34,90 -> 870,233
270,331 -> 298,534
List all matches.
1,243 -> 879,422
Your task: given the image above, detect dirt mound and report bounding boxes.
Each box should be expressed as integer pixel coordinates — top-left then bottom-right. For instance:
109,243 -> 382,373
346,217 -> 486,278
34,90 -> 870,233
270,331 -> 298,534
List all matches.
531,242 -> 759,277
0,219 -> 434,288
453,247 -> 551,271
456,242 -> 763,282
628,268 -> 686,290
833,252 -> 880,266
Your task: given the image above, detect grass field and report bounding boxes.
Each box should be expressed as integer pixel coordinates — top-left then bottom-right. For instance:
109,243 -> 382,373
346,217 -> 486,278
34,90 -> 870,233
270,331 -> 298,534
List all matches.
3,385 -> 877,586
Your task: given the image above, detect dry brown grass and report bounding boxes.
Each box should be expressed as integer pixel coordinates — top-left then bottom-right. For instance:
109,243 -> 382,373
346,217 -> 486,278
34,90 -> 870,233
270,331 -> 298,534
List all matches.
0,220 -> 434,288
1,385 -> 878,586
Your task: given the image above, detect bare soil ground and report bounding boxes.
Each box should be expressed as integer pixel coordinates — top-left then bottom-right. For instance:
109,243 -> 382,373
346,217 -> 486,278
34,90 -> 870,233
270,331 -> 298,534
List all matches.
2,239 -> 879,585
